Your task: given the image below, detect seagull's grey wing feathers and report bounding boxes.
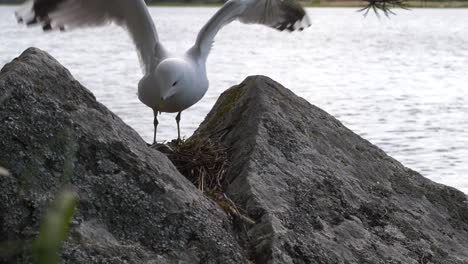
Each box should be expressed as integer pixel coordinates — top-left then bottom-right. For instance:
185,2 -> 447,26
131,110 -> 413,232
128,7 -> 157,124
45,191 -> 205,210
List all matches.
239,0 -> 310,30
193,0 -> 310,59
15,0 -> 166,74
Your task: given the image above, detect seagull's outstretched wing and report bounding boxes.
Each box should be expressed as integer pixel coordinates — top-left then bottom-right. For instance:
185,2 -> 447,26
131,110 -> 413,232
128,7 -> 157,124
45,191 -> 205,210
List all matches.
15,0 -> 166,74
192,0 -> 311,59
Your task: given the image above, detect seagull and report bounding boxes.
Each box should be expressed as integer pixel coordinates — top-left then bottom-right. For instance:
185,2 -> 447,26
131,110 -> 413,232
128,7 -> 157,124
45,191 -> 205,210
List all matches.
15,0 -> 311,144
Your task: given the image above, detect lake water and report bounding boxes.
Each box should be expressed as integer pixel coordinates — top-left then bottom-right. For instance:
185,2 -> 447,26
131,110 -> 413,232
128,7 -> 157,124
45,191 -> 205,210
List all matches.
1,6 -> 467,193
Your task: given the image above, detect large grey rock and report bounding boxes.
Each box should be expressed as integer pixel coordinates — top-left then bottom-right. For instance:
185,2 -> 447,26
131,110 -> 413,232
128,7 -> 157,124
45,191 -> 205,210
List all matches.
193,76 -> 468,263
2,47 -> 468,264
0,48 -> 249,263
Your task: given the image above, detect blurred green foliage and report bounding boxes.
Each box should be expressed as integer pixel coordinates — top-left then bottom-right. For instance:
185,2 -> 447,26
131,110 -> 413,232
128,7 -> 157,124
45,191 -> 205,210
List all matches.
0,189 -> 77,263
34,190 -> 78,264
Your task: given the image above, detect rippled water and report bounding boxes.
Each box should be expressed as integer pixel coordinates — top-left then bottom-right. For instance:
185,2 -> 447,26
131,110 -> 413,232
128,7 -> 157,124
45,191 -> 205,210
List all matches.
1,6 -> 467,193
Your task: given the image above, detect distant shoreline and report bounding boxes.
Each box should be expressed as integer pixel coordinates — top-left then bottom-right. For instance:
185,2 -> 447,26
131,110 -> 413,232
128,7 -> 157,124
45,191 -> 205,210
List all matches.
2,1 -> 467,8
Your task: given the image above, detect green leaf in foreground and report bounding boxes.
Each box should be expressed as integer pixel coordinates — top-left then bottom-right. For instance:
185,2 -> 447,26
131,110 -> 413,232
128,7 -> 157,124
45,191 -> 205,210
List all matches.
34,190 -> 78,264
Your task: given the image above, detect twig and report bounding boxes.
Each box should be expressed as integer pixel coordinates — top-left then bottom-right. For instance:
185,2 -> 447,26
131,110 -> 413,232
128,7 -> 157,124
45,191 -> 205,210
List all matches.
359,0 -> 408,17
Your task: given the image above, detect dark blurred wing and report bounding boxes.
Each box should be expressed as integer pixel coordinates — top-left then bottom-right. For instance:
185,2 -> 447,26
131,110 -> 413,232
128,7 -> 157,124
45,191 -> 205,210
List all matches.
239,0 -> 310,31
193,0 -> 311,59
15,0 -> 166,74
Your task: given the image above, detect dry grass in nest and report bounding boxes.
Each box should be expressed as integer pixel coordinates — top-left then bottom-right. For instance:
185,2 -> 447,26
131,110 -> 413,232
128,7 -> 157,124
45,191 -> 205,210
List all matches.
156,138 -> 255,225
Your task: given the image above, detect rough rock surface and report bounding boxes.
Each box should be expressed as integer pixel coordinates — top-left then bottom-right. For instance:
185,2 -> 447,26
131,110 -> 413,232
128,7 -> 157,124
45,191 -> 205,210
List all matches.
193,76 -> 468,263
0,48 -> 249,264
1,48 -> 468,264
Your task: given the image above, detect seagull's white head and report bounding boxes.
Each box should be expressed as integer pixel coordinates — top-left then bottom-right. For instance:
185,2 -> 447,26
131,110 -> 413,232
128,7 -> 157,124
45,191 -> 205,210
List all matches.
155,58 -> 189,101
138,57 -> 206,113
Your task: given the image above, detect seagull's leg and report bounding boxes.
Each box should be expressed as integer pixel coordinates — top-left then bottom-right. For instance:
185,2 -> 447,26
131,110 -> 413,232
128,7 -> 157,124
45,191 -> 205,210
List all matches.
176,111 -> 182,142
152,110 -> 159,145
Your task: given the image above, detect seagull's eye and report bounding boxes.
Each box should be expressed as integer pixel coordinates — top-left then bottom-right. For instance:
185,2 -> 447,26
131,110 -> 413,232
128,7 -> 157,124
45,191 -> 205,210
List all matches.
172,81 -> 178,86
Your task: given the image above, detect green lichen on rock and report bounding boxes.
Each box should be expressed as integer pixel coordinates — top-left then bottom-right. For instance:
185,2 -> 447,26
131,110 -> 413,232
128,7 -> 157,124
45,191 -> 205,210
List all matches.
217,84 -> 245,117
200,84 -> 245,134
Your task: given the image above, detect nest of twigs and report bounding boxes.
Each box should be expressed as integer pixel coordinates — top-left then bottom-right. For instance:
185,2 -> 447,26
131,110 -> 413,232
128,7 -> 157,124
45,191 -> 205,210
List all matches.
359,0 -> 408,17
156,138 -> 255,225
